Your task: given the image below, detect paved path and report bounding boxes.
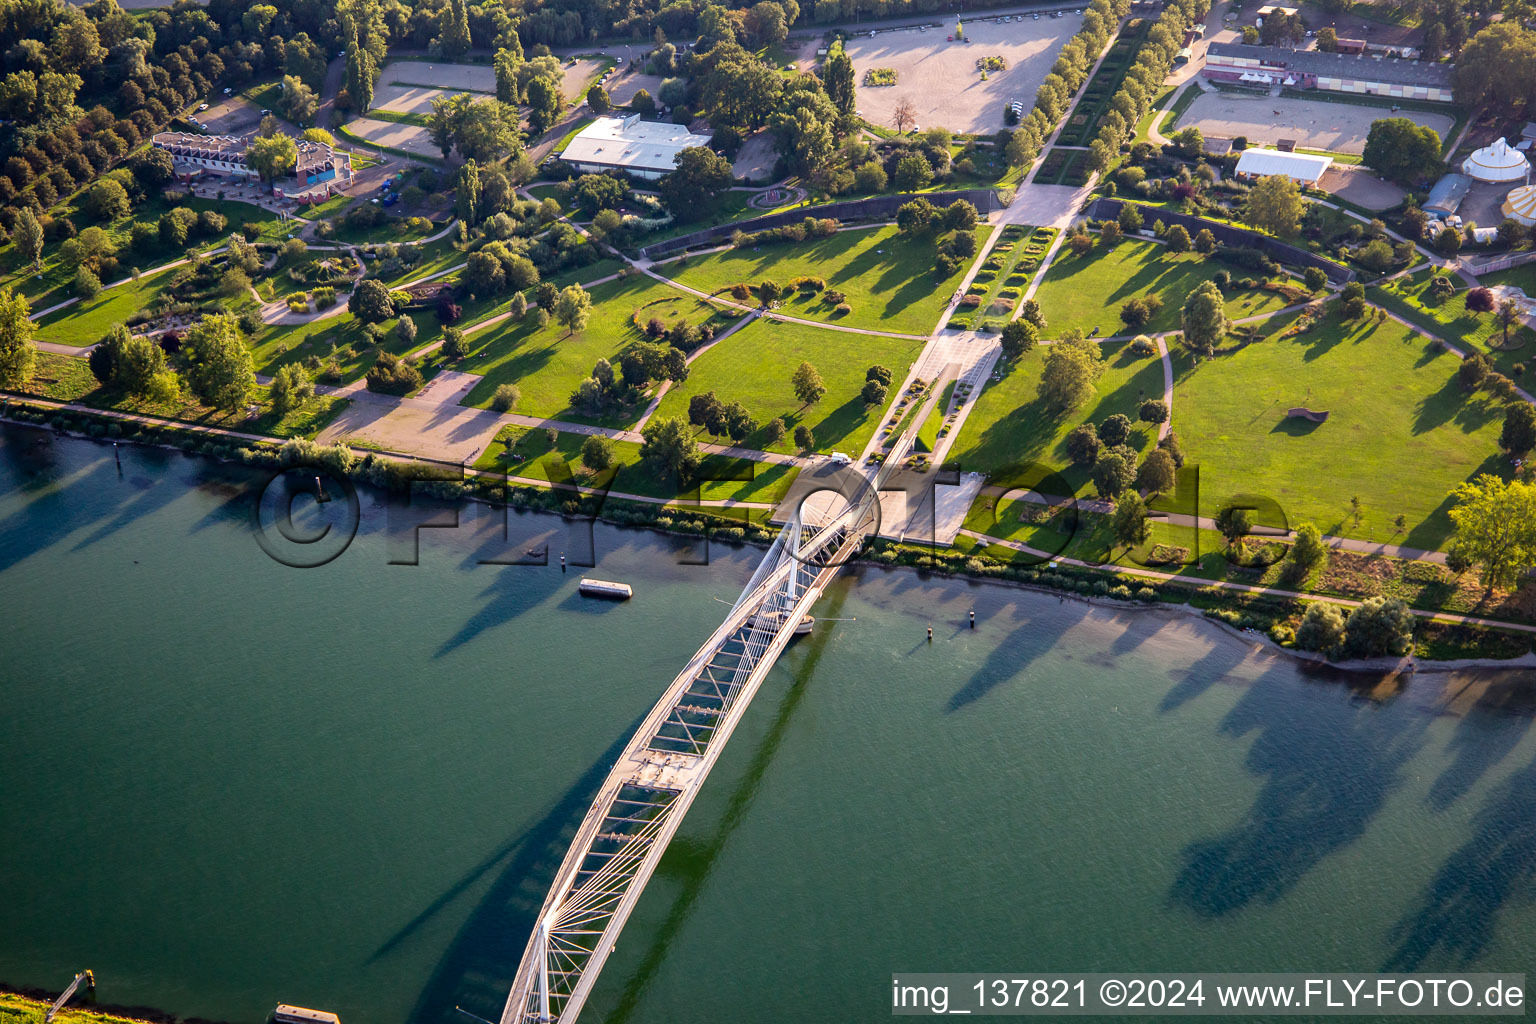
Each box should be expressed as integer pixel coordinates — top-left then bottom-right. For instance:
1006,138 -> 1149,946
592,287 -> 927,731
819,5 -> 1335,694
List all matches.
958,529 -> 1535,633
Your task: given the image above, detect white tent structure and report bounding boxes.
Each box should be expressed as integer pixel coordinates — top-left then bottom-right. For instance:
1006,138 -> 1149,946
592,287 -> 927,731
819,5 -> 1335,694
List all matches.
1503,184 -> 1536,226
1463,138 -> 1530,184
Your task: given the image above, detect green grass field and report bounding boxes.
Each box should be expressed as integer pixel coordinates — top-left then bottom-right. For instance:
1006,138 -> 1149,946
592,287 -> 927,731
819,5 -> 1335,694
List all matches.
32,269 -> 181,346
251,312 -> 410,383
1031,239 -> 1301,338
456,276 -> 741,426
1371,269 -> 1536,376
654,318 -> 927,456
472,425 -> 797,509
949,337 -> 1166,482
666,224 -> 981,336
1172,309 -> 1506,549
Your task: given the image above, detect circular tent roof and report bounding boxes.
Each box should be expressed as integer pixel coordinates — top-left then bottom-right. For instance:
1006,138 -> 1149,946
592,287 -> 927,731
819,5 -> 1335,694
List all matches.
1505,184 -> 1536,226
1464,138 -> 1530,183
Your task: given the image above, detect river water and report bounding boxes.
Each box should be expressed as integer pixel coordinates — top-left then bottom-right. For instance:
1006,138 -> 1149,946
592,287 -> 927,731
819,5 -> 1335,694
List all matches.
3,424 -> 1536,1024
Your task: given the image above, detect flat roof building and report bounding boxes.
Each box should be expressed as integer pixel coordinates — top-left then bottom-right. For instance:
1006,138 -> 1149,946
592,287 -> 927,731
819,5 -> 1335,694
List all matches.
1233,147 -> 1332,184
1203,42 -> 1454,102
560,114 -> 714,180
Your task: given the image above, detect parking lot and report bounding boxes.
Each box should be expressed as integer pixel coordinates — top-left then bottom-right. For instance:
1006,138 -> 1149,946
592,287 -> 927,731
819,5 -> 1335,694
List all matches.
372,61 -> 498,114
194,96 -> 264,136
1179,90 -> 1453,155
342,117 -> 441,158
841,14 -> 1082,134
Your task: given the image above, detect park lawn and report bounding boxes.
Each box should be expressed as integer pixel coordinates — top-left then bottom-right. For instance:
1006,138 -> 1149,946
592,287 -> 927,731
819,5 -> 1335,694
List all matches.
1031,239 -> 1300,338
667,224 -> 981,336
948,338 -> 1167,483
31,270 -> 181,347
652,318 -> 925,456
326,213 -> 442,246
9,352 -> 347,438
914,380 -> 956,453
1370,269 -> 1536,377
472,425 -> 797,508
375,237 -> 463,287
1171,309 -> 1506,550
457,276 -> 741,426
251,311 -> 410,383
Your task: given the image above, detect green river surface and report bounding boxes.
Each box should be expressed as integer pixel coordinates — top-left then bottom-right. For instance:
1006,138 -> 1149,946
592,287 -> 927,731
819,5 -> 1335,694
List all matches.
3,424 -> 1536,1023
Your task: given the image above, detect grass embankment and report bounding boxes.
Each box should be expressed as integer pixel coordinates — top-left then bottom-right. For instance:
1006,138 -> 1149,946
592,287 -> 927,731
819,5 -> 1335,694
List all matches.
1032,238 -> 1303,338
666,224 -> 983,337
1,992 -> 188,1024
654,318 -> 925,456
10,351 -> 346,438
473,425 -> 795,515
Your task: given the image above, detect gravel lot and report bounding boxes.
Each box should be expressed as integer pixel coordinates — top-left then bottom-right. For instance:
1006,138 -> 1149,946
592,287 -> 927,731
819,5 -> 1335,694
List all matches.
1180,90 -> 1453,155
842,15 -> 1082,135
373,61 -> 496,114
342,117 -> 440,157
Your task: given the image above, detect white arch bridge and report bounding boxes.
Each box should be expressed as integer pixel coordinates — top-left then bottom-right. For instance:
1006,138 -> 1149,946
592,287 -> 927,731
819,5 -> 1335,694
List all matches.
499,437 -> 912,1024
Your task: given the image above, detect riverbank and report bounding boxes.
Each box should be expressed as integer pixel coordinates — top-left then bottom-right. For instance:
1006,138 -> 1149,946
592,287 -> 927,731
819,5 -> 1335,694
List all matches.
0,991 -> 233,1024
5,397 -> 1533,665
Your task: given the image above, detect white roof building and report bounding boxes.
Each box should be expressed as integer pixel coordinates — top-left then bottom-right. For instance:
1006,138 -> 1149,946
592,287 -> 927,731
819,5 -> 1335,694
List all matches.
1233,148 -> 1332,185
560,114 -> 714,180
1463,138 -> 1530,184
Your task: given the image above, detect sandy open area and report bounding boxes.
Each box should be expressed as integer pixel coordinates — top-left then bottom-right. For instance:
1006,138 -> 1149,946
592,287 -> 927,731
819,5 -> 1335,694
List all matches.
559,57 -> 609,101
842,15 -> 1081,134
343,117 -> 441,157
1179,91 -> 1453,155
374,61 -> 495,114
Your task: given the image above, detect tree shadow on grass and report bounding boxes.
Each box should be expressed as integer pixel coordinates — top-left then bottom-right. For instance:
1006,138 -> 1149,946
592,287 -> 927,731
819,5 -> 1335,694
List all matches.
1384,748 -> 1536,970
1400,454 -> 1505,553
1170,662 -> 1427,918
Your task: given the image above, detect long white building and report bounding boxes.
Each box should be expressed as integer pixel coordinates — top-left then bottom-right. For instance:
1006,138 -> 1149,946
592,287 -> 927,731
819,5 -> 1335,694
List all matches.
559,114 -> 713,180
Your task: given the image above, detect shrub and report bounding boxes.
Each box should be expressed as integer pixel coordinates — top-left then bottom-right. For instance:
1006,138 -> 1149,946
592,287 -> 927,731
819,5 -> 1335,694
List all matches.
492,384 -> 520,412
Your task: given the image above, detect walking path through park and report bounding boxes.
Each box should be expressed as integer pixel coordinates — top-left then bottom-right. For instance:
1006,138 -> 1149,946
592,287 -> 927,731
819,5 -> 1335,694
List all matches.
955,530 -> 1521,633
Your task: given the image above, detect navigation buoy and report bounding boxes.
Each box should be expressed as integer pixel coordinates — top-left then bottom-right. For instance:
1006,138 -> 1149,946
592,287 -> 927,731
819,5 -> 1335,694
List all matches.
969,609 -> 975,629
560,552 -> 567,573
927,625 -> 933,643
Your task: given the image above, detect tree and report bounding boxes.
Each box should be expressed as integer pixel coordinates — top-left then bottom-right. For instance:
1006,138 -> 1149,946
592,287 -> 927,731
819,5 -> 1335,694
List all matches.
586,84 -> 610,114
792,361 -> 825,405
766,417 -> 787,444
85,178 -> 130,221
1099,413 -> 1131,446
90,324 -> 129,384
554,284 -> 592,335
793,424 -> 815,450
892,96 -> 917,134
247,134 -> 297,182
893,154 -> 932,191
896,197 -> 936,236
269,363 -> 314,415
492,383 -> 520,412
689,391 -> 726,433
1092,448 -> 1136,499
866,365 -> 893,386
73,267 -> 101,299
1246,174 -> 1305,236
1339,596 -> 1414,658
1066,424 -> 1101,466
639,415 -> 701,484
1498,298 -> 1522,347
861,379 -> 888,405
659,147 -> 736,221
1038,332 -> 1104,412
1502,402 -> 1536,455
1135,448 -> 1175,494
456,159 -> 481,223
1316,26 -> 1338,51
582,434 -> 615,472
1138,399 -> 1168,424
1304,266 -> 1328,292
1113,491 -> 1151,549
14,208 -> 43,270
525,76 -> 562,135
1000,319 -> 1037,359
1362,118 -> 1442,182
1448,475 -> 1536,589
1436,225 -> 1463,257
1290,521 -> 1329,575
349,279 -> 394,324
280,75 -> 319,123
0,286 -> 35,387
304,128 -> 335,148
365,350 -> 423,395
1181,280 -> 1230,357
1295,602 -> 1346,652
441,326 -> 467,362
1118,204 -> 1143,234
823,41 -> 855,116
182,313 -> 255,411
495,47 -> 523,104
457,100 -> 526,163
1165,224 -> 1191,253
1193,228 -> 1216,255
1466,287 -> 1496,314
1214,504 -> 1253,549
571,173 -> 627,215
